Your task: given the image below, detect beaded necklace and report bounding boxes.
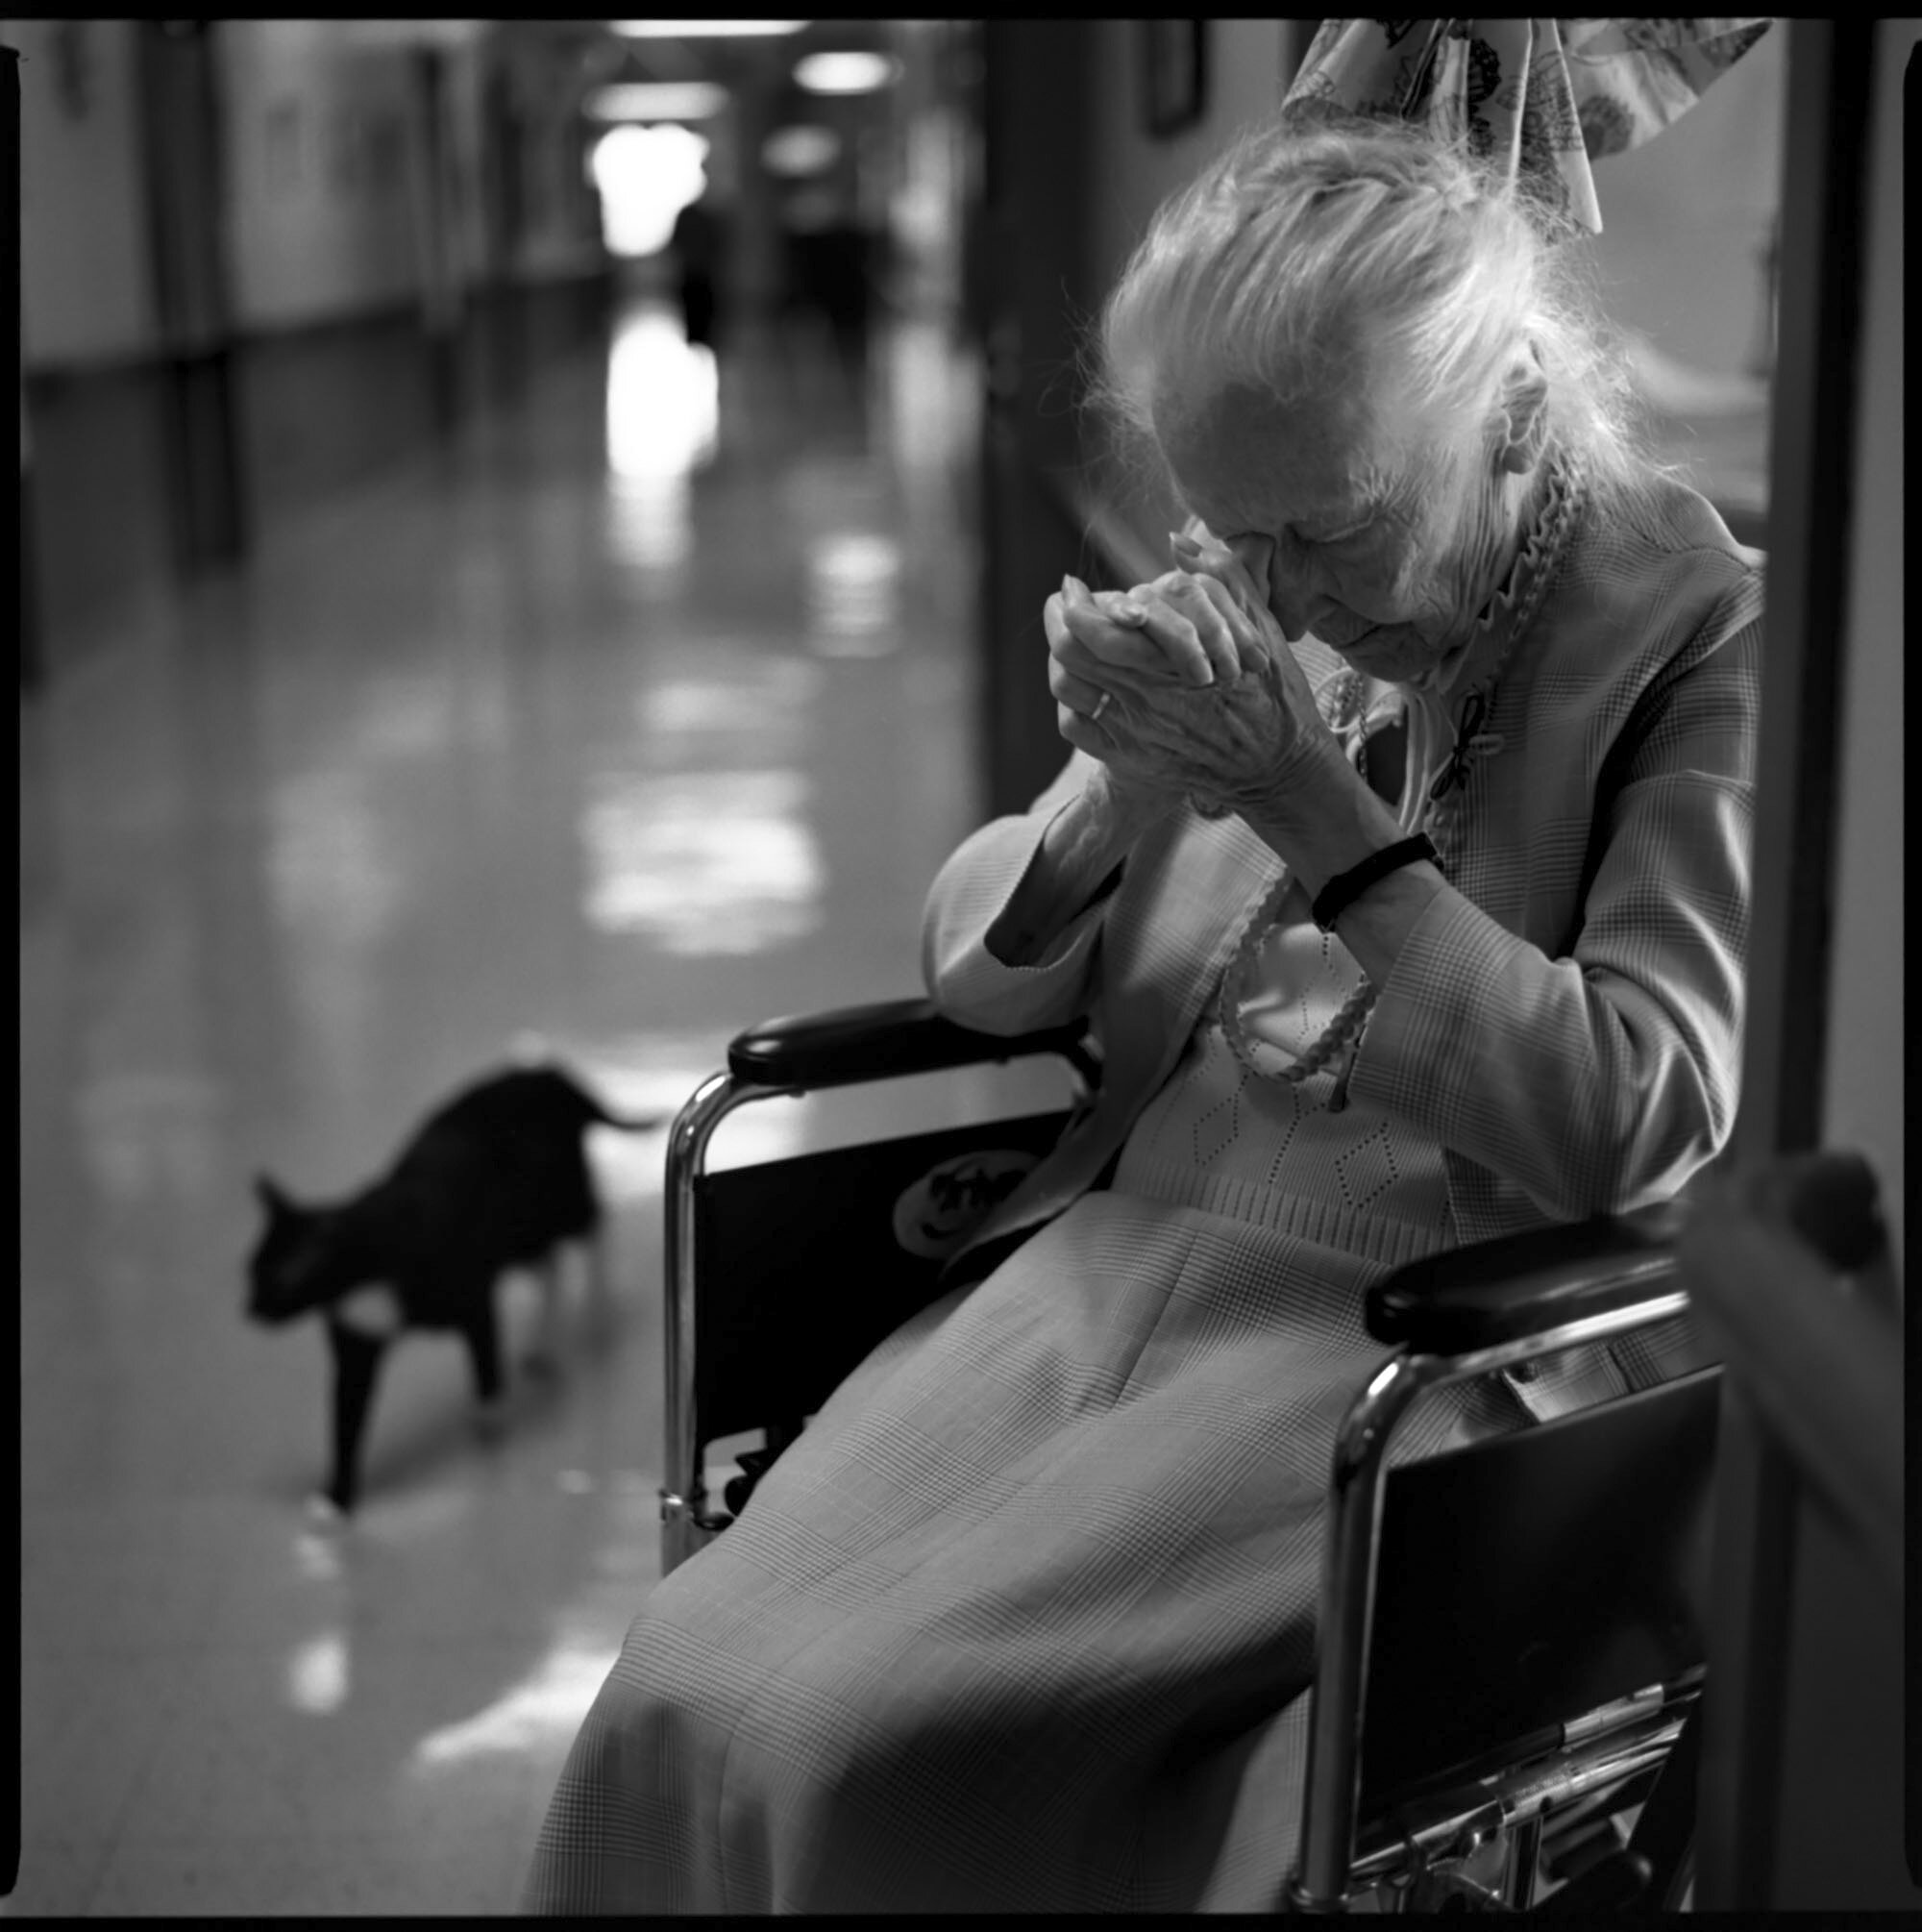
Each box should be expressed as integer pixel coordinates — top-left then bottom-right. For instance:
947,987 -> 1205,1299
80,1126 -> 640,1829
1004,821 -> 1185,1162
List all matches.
1217,449 -> 1588,1112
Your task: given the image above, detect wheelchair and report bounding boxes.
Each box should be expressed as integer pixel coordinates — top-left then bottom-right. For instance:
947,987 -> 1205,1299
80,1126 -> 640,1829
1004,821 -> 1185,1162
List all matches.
659,998 -> 1713,1913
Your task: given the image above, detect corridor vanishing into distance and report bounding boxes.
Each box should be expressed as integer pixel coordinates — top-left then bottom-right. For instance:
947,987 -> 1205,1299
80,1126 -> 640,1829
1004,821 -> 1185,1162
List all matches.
16,295 -> 1056,1913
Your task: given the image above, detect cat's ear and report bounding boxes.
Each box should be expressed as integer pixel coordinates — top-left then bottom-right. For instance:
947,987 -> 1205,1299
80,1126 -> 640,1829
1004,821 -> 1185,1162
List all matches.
255,1172 -> 294,1215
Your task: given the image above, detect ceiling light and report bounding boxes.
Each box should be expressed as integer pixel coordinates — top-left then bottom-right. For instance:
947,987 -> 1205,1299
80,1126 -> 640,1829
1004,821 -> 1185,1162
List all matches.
587,83 -> 729,122
613,21 -> 807,37
793,51 -> 900,94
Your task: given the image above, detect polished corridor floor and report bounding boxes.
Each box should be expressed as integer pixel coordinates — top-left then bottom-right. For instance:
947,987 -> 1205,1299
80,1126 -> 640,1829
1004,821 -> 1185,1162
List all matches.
16,296 -> 1061,1913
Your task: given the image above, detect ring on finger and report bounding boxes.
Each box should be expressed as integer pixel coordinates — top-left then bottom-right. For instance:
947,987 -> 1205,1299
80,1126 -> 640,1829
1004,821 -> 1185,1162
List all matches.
1091,690 -> 1113,723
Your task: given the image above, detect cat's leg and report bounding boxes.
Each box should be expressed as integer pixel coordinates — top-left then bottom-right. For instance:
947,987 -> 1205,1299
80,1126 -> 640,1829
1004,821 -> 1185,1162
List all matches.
321,1318 -> 388,1516
463,1293 -> 507,1436
581,1224 -> 615,1341
523,1252 -> 563,1378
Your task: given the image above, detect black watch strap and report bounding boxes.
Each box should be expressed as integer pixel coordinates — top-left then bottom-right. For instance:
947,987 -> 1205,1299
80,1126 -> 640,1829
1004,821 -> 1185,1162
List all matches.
1310,834 -> 1439,933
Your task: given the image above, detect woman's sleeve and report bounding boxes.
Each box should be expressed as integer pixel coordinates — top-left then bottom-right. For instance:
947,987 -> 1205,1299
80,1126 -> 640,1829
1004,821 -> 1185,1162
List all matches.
920,748 -> 1115,1038
1348,585 -> 1762,1219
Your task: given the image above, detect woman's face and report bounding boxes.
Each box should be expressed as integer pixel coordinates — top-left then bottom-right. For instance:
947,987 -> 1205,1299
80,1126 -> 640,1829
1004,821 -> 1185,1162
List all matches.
1160,375 -> 1521,683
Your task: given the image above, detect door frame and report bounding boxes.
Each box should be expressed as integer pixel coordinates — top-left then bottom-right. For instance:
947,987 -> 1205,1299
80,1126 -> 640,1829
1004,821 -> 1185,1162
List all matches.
1694,17 -> 1884,1912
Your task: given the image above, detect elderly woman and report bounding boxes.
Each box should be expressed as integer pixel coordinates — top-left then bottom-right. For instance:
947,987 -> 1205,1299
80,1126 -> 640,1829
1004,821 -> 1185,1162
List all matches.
524,112 -> 1762,1913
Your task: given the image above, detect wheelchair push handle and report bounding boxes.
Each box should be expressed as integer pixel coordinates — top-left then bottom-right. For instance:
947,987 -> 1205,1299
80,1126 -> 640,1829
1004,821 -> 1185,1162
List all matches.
727,997 -> 1095,1093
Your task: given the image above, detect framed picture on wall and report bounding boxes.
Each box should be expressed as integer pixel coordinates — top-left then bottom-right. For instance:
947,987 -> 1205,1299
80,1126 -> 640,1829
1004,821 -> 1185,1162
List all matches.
1141,20 -> 1207,138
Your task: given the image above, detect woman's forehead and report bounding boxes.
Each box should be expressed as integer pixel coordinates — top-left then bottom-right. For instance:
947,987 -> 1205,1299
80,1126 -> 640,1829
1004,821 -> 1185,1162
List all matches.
1167,409 -> 1391,525
1159,382 -> 1407,526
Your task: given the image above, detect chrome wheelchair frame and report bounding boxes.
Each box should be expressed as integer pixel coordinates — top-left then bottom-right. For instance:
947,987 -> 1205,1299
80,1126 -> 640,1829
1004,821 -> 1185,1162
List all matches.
658,996 -> 1098,1574
658,998 -> 1712,1912
1293,1216 -> 1707,1912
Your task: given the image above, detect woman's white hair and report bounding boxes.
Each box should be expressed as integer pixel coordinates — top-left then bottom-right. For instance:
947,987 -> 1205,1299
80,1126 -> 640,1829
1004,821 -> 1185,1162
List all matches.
1092,110 -> 1679,513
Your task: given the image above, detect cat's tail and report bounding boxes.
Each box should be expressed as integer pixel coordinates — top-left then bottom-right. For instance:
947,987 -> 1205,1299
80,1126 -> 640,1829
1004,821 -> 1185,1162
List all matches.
510,1037 -> 670,1131
582,1096 -> 672,1133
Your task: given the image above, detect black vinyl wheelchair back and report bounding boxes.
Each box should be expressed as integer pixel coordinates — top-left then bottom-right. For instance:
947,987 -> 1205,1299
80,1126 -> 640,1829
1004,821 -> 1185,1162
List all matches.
658,996 -> 1719,1912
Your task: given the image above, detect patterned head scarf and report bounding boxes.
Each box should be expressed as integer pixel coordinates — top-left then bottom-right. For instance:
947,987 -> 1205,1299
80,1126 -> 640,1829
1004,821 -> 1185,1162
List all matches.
1281,18 -> 1774,234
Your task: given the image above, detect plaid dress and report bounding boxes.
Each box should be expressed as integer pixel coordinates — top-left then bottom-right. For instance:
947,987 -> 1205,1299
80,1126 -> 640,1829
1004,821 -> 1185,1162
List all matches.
523,476 -> 1762,1912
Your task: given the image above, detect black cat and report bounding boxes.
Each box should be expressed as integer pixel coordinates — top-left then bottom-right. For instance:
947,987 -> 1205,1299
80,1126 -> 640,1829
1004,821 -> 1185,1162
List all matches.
246,1064 -> 660,1517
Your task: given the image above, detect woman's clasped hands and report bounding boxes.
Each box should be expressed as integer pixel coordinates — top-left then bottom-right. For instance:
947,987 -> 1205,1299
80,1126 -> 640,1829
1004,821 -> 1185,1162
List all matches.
1043,533 -> 1344,828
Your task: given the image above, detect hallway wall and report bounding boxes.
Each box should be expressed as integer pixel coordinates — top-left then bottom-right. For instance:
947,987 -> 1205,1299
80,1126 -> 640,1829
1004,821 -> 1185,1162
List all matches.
14,18 -> 611,677
14,20 -> 176,653
1082,22 -> 1301,339
1583,25 -> 1785,382
221,21 -> 431,333
16,19 -> 159,366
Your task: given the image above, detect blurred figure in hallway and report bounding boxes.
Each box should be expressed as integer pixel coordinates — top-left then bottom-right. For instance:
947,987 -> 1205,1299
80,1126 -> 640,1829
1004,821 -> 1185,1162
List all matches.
669,176 -> 729,353
780,183 -> 877,401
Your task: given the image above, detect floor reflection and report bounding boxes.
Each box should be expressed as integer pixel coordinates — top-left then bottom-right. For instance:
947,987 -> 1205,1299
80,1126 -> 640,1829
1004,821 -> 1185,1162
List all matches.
579,767 -> 825,953
604,304 -> 719,582
16,293 -> 983,1912
605,307 -> 720,482
286,1630 -> 352,1717
806,530 -> 902,654
408,1638 -> 623,1771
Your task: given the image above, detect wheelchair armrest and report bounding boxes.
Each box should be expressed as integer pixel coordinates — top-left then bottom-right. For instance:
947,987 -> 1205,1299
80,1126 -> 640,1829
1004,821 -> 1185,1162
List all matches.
1365,1201 -> 1688,1356
727,997 -> 1093,1092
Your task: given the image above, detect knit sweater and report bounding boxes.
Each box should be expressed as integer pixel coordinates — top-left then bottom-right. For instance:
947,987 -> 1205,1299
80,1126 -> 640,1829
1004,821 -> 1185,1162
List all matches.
1116,678 -> 1460,1269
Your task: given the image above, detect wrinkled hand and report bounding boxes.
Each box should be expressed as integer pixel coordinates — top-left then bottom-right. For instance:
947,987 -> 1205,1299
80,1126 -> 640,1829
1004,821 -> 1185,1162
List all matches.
1047,553 -> 1344,825
1044,576 -> 1198,826
1169,523 -> 1313,645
